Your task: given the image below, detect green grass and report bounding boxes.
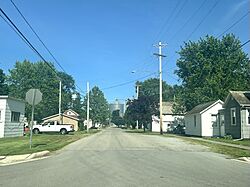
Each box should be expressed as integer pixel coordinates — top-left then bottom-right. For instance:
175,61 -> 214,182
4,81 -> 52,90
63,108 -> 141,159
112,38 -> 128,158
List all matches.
0,130 -> 100,156
125,129 -> 250,158
180,138 -> 250,158
205,137 -> 250,147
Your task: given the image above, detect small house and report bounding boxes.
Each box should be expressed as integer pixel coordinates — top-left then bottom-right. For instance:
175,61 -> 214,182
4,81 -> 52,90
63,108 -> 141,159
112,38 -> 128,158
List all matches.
151,102 -> 184,132
185,100 -> 224,137
0,96 -> 25,138
223,91 -> 250,139
42,109 -> 80,131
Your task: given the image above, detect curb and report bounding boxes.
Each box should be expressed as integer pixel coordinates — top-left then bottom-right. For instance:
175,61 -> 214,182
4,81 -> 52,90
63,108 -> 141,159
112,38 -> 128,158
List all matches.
0,150 -> 50,165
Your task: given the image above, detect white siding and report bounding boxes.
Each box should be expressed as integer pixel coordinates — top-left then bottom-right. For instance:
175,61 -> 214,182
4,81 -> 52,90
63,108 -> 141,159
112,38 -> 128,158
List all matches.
0,98 -> 25,138
185,113 -> 202,136
201,102 -> 223,137
0,99 -> 7,138
241,109 -> 250,139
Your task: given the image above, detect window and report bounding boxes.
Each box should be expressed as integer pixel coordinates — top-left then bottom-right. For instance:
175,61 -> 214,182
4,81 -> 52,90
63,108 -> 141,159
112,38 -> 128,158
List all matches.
231,108 -> 236,126
194,115 -> 196,127
11,111 -> 20,122
247,109 -> 250,125
211,114 -> 217,127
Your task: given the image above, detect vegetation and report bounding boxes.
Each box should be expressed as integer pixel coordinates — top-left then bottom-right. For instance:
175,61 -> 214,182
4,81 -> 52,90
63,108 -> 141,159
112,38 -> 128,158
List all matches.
82,86 -> 110,125
111,110 -> 125,127
175,34 -> 250,111
7,60 -> 83,122
0,69 -> 8,95
0,130 -> 99,156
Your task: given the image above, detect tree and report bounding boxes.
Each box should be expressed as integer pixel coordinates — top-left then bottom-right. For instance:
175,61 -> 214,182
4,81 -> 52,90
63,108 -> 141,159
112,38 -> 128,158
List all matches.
175,34 -> 250,111
137,78 -> 174,102
124,95 -> 158,131
0,69 -> 8,95
111,110 -> 125,127
8,60 -> 77,121
83,86 -> 109,125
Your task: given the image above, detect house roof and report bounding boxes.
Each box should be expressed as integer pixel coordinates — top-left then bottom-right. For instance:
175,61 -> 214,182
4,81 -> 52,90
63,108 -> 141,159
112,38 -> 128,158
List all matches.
42,113 -> 80,121
224,91 -> 250,107
63,109 -> 79,117
186,100 -> 223,115
162,102 -> 174,114
0,95 -> 26,103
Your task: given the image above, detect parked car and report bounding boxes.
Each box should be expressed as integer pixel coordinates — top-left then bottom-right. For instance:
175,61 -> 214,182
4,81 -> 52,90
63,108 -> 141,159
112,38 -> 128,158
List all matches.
32,120 -> 74,135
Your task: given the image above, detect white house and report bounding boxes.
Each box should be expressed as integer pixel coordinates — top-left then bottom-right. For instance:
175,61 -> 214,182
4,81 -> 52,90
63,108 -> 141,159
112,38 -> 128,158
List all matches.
152,102 -> 184,132
0,96 -> 26,138
185,100 -> 224,137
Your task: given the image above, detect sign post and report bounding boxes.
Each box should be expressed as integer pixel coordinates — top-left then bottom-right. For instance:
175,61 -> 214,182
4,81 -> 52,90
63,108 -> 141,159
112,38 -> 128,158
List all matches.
25,89 -> 42,149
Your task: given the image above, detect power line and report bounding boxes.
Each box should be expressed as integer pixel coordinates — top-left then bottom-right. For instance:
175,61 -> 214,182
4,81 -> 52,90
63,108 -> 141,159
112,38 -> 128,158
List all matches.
162,0 -> 189,40
7,2 -> 86,95
168,0 -> 208,43
0,8 -> 57,75
10,0 -> 67,73
185,0 -> 219,41
101,72 -> 158,90
217,11 -> 250,38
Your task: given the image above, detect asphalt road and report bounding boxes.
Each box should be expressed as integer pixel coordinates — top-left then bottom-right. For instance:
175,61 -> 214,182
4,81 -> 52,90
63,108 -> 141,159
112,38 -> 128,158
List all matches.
0,128 -> 249,187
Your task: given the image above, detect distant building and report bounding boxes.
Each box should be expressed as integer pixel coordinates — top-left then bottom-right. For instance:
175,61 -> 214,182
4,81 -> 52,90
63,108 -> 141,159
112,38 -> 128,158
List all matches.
109,99 -> 126,117
42,109 -> 80,131
0,96 -> 25,138
151,102 -> 184,132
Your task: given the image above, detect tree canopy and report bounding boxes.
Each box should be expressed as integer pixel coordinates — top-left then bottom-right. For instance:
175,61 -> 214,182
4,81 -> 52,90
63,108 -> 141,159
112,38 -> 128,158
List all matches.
83,86 -> 109,125
0,69 -> 8,95
175,34 -> 250,111
7,60 -> 81,121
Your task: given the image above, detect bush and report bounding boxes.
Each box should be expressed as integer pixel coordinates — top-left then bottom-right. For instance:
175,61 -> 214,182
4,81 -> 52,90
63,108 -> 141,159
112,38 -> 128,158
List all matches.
224,134 -> 233,140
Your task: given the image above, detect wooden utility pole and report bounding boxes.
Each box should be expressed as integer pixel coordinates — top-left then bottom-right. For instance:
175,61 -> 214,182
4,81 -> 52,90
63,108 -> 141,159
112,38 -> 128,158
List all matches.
154,41 -> 166,135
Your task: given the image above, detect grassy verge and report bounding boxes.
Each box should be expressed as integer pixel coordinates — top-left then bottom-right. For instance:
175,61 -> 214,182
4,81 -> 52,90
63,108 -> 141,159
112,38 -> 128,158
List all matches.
0,130 -> 100,156
204,137 -> 250,147
125,129 -> 250,158
177,137 -> 250,158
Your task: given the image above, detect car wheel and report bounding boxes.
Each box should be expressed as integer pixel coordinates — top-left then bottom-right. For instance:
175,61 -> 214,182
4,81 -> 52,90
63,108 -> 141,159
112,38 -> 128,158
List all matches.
33,128 -> 40,134
60,129 -> 67,135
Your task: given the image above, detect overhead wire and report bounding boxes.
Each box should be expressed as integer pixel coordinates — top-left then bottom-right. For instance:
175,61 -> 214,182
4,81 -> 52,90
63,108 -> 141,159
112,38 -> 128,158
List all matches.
8,1 -> 86,95
185,0 -> 219,41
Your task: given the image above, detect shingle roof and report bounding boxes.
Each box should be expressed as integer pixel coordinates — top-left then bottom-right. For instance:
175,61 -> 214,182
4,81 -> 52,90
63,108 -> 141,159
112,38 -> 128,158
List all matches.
186,100 -> 219,115
229,91 -> 250,106
162,102 -> 174,114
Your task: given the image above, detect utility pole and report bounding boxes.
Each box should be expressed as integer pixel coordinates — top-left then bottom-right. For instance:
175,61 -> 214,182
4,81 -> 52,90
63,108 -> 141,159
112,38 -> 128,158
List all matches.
154,41 -> 166,135
136,83 -> 141,129
87,82 -> 90,132
59,80 -> 62,124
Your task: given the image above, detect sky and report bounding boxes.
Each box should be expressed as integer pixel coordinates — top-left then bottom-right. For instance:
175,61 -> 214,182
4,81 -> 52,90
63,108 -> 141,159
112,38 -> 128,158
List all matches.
0,0 -> 249,103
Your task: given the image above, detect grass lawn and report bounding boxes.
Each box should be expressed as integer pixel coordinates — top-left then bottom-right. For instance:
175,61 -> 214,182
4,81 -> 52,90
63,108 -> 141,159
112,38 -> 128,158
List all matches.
0,130 -> 99,156
178,137 -> 250,158
204,137 -> 250,147
125,129 -> 250,158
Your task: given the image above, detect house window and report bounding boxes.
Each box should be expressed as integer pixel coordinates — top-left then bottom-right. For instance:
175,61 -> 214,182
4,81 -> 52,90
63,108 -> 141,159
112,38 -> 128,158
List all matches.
247,109 -> 250,125
194,115 -> 196,127
11,111 -> 20,122
231,108 -> 236,126
211,114 -> 217,127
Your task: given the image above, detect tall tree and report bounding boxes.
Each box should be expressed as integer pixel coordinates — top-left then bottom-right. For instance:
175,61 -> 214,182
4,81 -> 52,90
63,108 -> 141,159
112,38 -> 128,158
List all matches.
111,110 -> 125,127
8,60 -> 77,121
0,69 -> 8,95
83,86 -> 109,125
137,78 -> 174,102
175,34 -> 250,111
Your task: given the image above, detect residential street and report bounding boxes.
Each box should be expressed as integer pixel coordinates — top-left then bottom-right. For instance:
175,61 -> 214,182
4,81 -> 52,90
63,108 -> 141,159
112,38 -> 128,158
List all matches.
0,128 -> 249,187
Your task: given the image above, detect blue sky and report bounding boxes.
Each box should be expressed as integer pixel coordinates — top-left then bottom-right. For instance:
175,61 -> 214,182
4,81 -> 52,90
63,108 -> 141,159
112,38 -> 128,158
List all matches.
0,0 -> 249,103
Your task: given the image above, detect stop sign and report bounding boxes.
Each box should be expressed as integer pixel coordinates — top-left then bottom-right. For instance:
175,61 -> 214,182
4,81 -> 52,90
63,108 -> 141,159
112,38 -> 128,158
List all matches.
25,89 -> 42,105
